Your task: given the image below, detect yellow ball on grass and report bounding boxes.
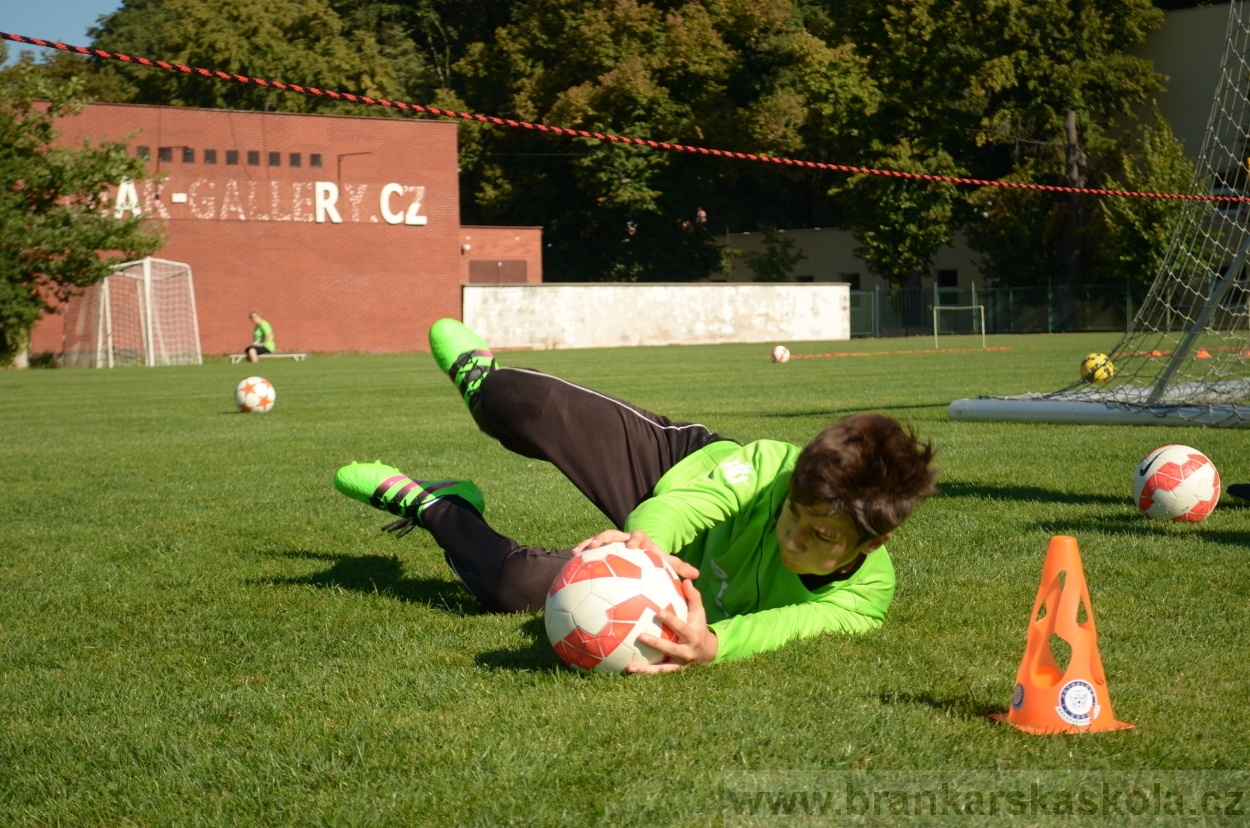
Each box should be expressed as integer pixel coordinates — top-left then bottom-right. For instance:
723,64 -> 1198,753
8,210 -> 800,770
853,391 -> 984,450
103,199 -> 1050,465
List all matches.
1080,353 -> 1115,383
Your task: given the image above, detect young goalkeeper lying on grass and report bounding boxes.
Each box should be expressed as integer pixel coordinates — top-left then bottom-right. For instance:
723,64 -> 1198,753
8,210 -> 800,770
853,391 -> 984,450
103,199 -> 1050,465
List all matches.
334,319 -> 938,673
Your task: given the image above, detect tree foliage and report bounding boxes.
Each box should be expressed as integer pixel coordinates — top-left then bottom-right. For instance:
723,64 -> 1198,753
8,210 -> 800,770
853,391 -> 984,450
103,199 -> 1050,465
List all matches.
454,0 -> 877,280
0,52 -> 162,365
89,0 -> 400,113
818,0 -> 1187,289
15,0 -> 1201,287
964,106 -> 1191,291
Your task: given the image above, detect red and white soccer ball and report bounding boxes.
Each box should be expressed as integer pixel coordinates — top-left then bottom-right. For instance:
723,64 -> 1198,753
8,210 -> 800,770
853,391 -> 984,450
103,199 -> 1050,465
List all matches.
1133,444 -> 1220,523
235,376 -> 276,413
771,345 -> 791,363
545,542 -> 689,673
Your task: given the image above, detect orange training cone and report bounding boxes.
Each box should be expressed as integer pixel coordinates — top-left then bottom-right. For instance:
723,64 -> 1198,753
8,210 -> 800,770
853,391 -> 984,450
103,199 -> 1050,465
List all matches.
1195,348 -> 1212,359
991,536 -> 1133,735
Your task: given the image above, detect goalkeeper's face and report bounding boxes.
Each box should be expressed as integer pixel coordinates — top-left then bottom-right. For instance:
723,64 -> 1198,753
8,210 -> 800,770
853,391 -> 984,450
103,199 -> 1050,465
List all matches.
774,499 -> 889,575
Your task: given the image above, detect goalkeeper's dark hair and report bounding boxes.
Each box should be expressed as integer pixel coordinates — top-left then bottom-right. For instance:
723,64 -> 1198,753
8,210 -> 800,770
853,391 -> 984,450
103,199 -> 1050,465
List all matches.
790,413 -> 938,538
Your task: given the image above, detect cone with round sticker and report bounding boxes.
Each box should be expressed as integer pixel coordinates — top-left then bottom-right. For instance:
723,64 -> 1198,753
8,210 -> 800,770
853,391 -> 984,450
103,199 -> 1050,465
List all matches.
991,536 -> 1133,735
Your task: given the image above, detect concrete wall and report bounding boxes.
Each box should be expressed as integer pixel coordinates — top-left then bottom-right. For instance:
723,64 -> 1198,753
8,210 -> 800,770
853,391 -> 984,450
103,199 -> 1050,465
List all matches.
463,283 -> 849,350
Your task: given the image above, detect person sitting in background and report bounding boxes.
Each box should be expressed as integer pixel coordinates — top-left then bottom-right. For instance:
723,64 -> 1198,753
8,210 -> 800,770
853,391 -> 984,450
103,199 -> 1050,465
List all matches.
245,310 -> 275,363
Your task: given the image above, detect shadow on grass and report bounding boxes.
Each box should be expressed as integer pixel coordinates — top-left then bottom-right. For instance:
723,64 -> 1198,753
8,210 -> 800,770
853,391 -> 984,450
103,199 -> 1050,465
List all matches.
260,551 -> 565,672
474,614 -> 562,673
258,549 -> 480,614
877,689 -> 1002,721
1030,515 -> 1249,545
939,480 -> 1124,507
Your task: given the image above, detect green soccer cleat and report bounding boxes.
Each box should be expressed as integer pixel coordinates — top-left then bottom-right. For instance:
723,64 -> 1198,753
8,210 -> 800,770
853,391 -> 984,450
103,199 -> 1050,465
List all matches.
428,318 -> 496,407
334,461 -> 484,536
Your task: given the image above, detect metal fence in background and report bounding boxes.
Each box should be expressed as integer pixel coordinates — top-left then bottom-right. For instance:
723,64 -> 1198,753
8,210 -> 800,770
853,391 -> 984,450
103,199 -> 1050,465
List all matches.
849,283 -> 1152,338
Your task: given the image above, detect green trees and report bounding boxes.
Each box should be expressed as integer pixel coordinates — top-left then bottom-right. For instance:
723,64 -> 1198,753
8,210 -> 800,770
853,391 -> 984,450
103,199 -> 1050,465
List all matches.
90,0 -> 399,113
9,0 -> 1198,291
452,0 -> 877,281
0,56 -> 162,367
820,0 -> 1191,295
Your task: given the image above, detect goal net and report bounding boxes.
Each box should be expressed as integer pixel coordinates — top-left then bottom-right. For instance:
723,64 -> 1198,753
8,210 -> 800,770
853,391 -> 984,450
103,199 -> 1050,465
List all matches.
950,1 -> 1250,427
60,258 -> 202,368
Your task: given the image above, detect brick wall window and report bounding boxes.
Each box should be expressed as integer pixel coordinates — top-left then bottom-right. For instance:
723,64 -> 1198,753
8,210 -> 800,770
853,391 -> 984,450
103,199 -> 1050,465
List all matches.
310,153 -> 322,168
136,146 -> 150,159
289,153 -> 301,167
204,149 -> 217,164
158,147 -> 173,162
182,147 -> 194,163
268,151 -> 281,166
247,150 -> 260,165
226,150 -> 239,165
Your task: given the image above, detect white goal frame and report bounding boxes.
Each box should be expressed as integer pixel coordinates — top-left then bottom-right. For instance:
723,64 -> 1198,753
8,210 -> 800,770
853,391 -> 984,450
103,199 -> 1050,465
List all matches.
933,304 -> 986,349
60,257 -> 203,368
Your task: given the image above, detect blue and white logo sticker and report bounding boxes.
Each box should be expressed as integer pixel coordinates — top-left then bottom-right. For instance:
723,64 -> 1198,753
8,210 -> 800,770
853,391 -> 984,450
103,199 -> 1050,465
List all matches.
1055,679 -> 1100,726
1011,682 -> 1025,710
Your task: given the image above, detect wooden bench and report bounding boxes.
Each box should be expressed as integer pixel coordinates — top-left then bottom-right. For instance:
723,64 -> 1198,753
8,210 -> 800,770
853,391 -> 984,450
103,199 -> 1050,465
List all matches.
228,352 -> 308,364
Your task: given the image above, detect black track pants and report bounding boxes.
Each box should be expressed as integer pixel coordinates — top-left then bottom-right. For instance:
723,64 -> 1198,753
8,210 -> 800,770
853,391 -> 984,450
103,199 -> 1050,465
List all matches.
421,367 -> 731,613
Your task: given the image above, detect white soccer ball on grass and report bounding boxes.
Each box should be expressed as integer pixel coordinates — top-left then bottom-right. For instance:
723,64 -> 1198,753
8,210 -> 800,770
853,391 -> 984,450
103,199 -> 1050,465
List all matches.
235,376 -> 276,413
1133,444 -> 1220,522
771,345 -> 791,363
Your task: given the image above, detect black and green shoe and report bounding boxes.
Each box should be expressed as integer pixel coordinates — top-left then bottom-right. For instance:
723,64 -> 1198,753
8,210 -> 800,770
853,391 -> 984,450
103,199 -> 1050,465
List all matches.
428,318 -> 496,407
334,461 -> 485,536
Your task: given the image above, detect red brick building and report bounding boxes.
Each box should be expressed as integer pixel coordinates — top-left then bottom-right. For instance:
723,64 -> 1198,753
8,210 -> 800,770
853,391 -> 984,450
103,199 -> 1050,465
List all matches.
29,102 -> 541,357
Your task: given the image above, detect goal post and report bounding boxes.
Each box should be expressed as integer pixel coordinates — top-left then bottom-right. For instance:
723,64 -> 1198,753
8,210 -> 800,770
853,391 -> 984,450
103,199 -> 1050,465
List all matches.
59,257 -> 202,368
949,0 -> 1250,428
933,304 -> 986,349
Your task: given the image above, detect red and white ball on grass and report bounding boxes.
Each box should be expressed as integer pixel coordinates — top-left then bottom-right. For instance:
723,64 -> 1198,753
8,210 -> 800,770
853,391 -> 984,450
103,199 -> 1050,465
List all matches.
1133,444 -> 1220,523
771,345 -> 791,363
235,376 -> 276,413
545,542 -> 689,673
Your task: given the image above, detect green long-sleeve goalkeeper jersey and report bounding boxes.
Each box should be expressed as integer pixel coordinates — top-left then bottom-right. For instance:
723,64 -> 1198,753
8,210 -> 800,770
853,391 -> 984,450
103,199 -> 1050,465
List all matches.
624,439 -> 895,663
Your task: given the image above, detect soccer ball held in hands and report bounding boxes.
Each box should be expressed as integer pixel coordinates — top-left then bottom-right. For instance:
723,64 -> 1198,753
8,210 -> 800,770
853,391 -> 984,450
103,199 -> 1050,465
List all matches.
545,542 -> 689,673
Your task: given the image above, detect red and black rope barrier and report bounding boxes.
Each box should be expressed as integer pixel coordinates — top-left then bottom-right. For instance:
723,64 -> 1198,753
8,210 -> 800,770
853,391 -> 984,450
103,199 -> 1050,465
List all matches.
3,30 -> 1244,204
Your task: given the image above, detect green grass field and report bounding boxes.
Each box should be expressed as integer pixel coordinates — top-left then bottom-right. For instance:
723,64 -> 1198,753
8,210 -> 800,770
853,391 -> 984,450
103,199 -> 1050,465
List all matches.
2,333 -> 1247,825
